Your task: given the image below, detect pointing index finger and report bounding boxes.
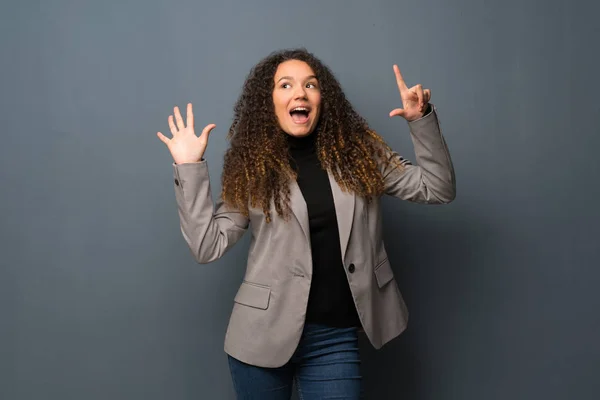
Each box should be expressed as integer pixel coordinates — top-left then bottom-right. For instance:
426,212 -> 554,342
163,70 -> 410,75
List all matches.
393,64 -> 408,92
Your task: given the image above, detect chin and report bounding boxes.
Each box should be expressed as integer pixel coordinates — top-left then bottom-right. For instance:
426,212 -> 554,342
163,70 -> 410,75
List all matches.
285,124 -> 316,137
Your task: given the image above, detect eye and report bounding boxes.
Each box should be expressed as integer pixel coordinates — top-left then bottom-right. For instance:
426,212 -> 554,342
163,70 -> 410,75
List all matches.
281,83 -> 291,89
306,82 -> 318,89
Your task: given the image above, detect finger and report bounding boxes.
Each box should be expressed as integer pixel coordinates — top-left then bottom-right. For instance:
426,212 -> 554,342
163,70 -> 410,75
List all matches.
199,123 -> 217,143
389,108 -> 405,118
414,84 -> 424,110
186,103 -> 194,128
168,115 -> 178,135
174,106 -> 185,130
424,89 -> 431,104
156,132 -> 170,145
393,65 -> 408,93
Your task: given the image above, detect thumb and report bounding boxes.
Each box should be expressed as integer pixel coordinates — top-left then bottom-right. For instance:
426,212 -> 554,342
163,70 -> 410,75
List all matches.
389,108 -> 405,118
199,123 -> 217,142
157,131 -> 170,145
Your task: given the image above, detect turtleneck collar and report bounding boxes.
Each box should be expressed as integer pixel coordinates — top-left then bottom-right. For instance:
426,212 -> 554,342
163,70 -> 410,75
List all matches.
287,132 -> 317,151
286,124 -> 319,151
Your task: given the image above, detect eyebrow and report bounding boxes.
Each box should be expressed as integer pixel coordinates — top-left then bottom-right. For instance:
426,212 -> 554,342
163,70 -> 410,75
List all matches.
276,75 -> 318,83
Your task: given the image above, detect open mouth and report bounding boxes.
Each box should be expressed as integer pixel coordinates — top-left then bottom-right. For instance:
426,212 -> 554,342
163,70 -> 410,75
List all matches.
289,106 -> 311,124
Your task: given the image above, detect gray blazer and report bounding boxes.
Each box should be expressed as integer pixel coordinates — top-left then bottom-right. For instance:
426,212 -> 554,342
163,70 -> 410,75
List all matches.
172,106 -> 456,368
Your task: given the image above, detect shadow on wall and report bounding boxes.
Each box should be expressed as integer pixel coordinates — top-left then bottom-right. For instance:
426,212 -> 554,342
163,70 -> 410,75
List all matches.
359,199 -> 502,400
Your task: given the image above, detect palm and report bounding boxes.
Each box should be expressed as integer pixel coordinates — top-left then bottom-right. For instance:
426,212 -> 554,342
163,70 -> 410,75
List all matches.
157,103 -> 216,164
389,65 -> 432,122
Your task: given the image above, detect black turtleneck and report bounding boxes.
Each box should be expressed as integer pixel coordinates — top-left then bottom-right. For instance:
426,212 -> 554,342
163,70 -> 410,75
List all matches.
287,132 -> 360,328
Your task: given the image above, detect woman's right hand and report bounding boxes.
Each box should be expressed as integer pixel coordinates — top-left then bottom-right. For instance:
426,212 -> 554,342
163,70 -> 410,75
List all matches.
157,103 -> 216,164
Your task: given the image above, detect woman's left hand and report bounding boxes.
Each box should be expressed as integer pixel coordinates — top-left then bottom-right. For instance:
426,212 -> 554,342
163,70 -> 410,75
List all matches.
389,64 -> 431,122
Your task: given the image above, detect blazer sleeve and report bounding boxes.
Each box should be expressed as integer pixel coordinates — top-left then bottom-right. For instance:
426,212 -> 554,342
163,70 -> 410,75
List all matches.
172,161 -> 249,264
380,104 -> 456,204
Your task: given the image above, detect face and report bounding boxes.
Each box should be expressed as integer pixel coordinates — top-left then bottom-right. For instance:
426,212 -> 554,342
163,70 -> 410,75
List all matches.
272,60 -> 322,137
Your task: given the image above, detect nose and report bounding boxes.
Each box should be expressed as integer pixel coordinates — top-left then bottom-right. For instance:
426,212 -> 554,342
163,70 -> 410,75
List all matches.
293,85 -> 307,100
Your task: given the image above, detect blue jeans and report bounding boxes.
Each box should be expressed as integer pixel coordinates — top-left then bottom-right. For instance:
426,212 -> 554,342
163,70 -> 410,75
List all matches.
227,324 -> 363,399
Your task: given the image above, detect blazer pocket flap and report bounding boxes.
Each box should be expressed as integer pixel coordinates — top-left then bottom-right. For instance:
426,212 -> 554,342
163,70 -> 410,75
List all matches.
374,258 -> 394,288
234,281 -> 271,310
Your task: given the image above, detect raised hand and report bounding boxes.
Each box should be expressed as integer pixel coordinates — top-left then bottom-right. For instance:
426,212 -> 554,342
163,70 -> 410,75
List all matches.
157,103 -> 216,164
389,65 -> 432,122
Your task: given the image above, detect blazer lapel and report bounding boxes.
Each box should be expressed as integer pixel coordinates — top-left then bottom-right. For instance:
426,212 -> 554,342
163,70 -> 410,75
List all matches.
288,173 -> 355,261
289,180 -> 310,244
327,172 -> 355,262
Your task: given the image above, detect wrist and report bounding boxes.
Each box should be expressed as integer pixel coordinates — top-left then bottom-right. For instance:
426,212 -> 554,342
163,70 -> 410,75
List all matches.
175,158 -> 203,165
408,104 -> 431,122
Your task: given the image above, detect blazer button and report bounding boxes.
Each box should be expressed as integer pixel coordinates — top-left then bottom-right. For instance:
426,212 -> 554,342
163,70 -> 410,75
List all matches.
174,178 -> 180,186
348,263 -> 355,273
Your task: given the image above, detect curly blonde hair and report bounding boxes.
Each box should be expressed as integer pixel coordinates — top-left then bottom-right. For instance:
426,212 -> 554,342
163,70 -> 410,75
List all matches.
222,48 -> 404,222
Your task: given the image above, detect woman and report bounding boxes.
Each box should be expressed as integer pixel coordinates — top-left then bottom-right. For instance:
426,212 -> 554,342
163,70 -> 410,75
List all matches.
157,48 -> 455,399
